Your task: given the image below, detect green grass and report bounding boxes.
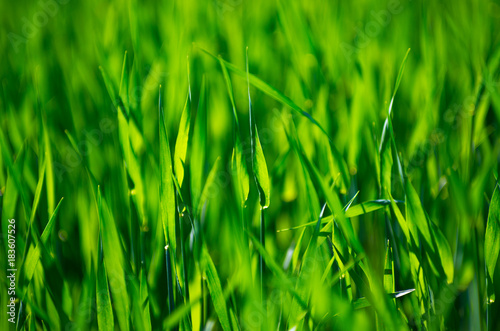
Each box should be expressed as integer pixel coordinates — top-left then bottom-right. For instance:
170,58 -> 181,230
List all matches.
2,0 -> 500,330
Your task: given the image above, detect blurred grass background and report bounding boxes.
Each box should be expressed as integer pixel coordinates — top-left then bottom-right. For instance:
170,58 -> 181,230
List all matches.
2,0 -> 500,330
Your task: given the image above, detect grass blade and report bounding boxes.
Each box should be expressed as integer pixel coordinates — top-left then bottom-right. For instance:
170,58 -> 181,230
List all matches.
22,197 -> 64,285
96,259 -> 114,331
190,77 -> 207,212
247,48 -> 270,209
97,186 -> 130,331
159,85 -> 177,251
174,91 -> 192,187
202,247 -> 231,331
485,184 -> 500,278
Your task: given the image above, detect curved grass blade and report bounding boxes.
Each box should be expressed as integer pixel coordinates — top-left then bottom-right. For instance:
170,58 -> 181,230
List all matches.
165,245 -> 176,315
485,184 -> 500,278
159,85 -> 177,251
379,49 -> 411,186
191,77 -> 207,212
97,186 -> 130,331
174,76 -> 192,186
198,45 -> 330,140
139,267 -> 152,331
219,56 -> 250,206
96,260 -> 114,331
429,219 -> 454,283
253,129 -> 270,208
246,48 -> 270,209
174,93 -> 191,187
218,56 -> 240,129
405,180 -> 433,251
18,158 -> 47,288
352,289 -> 415,310
276,200 -> 403,233
22,197 -> 64,285
202,247 -> 231,331
280,114 -> 363,253
119,51 -> 130,114
198,157 -> 222,215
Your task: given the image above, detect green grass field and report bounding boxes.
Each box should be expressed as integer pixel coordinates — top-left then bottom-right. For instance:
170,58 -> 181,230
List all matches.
2,0 -> 500,330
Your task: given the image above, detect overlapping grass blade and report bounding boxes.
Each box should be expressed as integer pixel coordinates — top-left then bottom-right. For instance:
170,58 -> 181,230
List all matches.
190,77 -> 207,212
198,46 -> 330,139
96,186 -> 130,331
96,257 -> 114,331
159,85 -> 177,251
22,197 -> 64,285
485,184 -> 500,279
174,88 -> 192,187
277,200 -> 404,233
202,247 -> 232,331
246,48 -> 270,209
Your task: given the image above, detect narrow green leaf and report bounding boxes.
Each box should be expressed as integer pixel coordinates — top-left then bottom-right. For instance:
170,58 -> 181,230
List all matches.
191,77 -> 207,212
203,248 -> 231,331
429,220 -> 454,283
485,184 -> 500,278
99,66 -> 118,109
23,197 -> 64,285
140,267 -> 152,331
174,92 -> 192,187
198,157 -> 222,215
231,136 -> 250,206
159,86 -> 177,251
39,100 -> 55,215
28,158 -> 46,227
246,49 -> 270,209
352,289 -> 415,310
253,129 -> 270,208
277,200 -> 404,232
405,180 -> 433,250
119,51 -> 130,114
97,187 -> 130,331
379,49 -> 411,186
388,193 -> 410,241
384,240 -> 395,294
219,56 -> 250,206
218,56 -> 240,128
96,261 -> 114,331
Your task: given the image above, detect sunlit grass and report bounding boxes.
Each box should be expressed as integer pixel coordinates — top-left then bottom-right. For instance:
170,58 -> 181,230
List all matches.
1,0 -> 500,330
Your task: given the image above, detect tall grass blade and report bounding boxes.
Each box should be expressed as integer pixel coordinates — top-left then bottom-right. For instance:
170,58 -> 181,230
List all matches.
485,184 -> 500,279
